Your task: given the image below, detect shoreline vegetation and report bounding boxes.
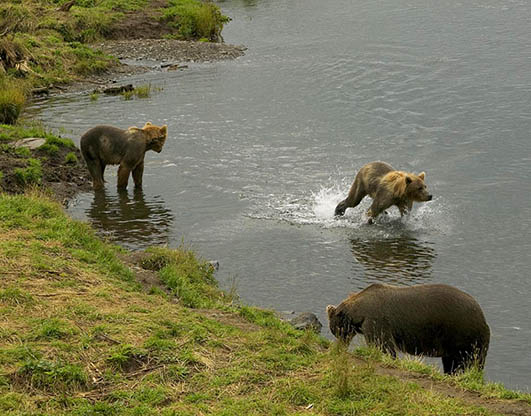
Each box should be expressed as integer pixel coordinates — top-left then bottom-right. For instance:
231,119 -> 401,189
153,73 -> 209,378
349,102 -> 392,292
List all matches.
1,1 -> 531,415
0,0 -> 243,124
0,153 -> 530,413
0,192 -> 530,415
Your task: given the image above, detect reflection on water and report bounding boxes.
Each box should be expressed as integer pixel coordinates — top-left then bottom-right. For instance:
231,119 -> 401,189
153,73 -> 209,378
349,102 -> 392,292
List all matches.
350,234 -> 436,284
86,188 -> 173,250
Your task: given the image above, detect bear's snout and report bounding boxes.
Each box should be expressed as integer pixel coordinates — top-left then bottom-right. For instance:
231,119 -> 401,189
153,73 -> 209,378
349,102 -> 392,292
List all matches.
427,194 -> 433,201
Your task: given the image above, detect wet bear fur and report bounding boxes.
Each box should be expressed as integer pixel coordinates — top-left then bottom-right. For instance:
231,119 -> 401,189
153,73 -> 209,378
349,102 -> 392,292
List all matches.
80,122 -> 167,190
326,283 -> 490,374
335,161 -> 432,223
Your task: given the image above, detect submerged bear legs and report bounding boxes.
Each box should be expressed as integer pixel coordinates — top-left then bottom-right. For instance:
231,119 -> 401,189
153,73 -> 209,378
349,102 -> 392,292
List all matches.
118,161 -> 144,189
117,164 -> 131,189
132,161 -> 144,188
86,158 -> 105,190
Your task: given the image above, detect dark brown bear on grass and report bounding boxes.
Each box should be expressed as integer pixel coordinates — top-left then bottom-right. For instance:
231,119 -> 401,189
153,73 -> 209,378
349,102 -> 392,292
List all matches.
327,283 -> 490,374
335,161 -> 432,223
80,122 -> 167,190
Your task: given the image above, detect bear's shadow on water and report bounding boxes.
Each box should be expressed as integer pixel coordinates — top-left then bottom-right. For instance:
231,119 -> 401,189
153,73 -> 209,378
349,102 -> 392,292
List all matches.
348,221 -> 437,284
86,188 -> 174,250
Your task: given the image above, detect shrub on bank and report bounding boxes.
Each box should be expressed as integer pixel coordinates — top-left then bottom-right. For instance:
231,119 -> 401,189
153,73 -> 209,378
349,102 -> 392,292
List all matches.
162,0 -> 230,41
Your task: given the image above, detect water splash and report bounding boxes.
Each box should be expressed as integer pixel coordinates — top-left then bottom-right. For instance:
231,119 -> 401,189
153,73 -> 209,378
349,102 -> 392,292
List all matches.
311,184 -> 345,220
248,181 -> 453,235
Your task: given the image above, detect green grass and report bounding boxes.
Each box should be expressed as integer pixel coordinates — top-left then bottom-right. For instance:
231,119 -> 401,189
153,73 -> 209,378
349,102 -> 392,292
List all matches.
142,246 -> 221,308
0,122 -> 72,144
1,0 -> 232,123
17,359 -> 88,391
0,76 -> 27,125
64,151 -> 78,164
120,84 -> 154,100
13,158 -> 42,185
162,0 -> 230,41
38,135 -> 75,155
353,345 -> 531,404
0,192 -> 528,415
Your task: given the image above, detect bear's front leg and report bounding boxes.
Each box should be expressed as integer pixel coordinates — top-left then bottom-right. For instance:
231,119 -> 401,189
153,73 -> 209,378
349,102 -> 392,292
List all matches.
132,161 -> 144,188
117,164 -> 131,189
367,200 -> 387,224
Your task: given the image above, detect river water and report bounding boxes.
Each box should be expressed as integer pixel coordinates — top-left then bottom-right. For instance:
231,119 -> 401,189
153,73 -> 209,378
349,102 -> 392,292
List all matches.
32,0 -> 531,391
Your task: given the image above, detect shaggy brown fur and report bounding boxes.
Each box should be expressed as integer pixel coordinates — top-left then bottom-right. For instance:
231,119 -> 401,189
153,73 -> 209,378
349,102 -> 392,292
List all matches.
80,122 -> 167,190
327,283 -> 490,374
335,161 -> 432,223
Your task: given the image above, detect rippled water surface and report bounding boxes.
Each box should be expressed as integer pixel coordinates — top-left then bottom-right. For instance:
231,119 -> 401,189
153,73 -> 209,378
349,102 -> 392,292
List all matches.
32,0 -> 531,390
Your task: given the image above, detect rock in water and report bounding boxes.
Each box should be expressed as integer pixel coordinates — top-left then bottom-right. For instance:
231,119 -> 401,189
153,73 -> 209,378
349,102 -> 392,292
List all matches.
289,312 -> 322,333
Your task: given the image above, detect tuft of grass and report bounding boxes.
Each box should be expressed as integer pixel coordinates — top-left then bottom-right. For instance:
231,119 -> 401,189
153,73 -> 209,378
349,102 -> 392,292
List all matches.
0,286 -> 34,306
142,246 -> 221,308
64,151 -> 78,164
14,146 -> 31,157
121,90 -> 134,100
238,305 -> 291,330
38,135 -> 75,154
330,341 -> 352,398
134,84 -> 151,98
34,318 -> 75,340
162,0 -> 230,42
0,76 -> 27,125
107,344 -> 147,371
90,92 -> 100,101
14,158 -> 42,185
17,359 -> 88,391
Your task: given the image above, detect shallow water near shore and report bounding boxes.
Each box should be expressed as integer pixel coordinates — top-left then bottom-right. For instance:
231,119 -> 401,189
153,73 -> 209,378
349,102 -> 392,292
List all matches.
32,0 -> 531,390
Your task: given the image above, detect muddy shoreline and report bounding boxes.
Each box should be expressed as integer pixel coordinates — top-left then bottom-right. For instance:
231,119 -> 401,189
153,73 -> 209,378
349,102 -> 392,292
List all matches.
63,38 -> 246,94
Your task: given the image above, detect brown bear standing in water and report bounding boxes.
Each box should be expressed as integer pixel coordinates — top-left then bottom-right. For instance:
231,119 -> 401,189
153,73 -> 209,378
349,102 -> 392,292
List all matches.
334,161 -> 432,223
326,283 -> 490,374
80,122 -> 167,190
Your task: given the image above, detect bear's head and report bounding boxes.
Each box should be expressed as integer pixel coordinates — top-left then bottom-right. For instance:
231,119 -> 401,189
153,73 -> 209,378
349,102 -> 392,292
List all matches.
404,172 -> 432,202
142,122 -> 168,153
326,303 -> 360,344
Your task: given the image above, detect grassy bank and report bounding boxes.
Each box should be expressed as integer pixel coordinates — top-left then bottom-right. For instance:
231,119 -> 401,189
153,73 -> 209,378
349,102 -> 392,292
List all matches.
0,0 -> 230,123
0,123 -> 89,198
1,193 -> 529,415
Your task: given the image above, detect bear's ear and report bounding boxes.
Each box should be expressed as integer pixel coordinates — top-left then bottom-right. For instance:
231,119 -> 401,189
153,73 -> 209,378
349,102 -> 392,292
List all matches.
405,176 -> 412,184
160,125 -> 167,136
326,305 -> 336,318
418,172 -> 425,180
143,122 -> 153,128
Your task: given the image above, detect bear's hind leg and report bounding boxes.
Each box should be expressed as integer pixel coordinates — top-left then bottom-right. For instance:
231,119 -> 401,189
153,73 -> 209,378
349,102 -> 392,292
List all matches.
117,164 -> 131,189
100,163 -> 106,183
442,355 -> 470,374
335,180 -> 366,216
442,356 -> 456,374
86,158 -> 105,190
